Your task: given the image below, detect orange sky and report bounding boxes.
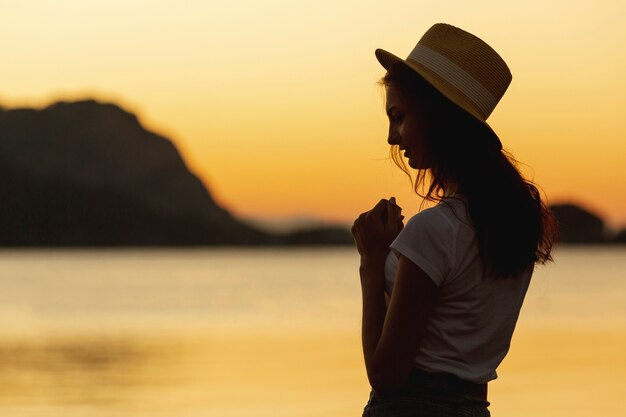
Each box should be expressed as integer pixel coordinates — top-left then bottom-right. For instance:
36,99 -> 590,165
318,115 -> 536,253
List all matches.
2,1 -> 625,227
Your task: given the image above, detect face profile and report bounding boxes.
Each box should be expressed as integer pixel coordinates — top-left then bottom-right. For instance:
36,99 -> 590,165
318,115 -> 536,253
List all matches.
384,83 -> 431,170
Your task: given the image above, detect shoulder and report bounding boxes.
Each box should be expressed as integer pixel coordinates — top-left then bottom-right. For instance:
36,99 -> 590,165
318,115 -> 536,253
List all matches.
390,197 -> 475,286
390,201 -> 465,286
404,198 -> 466,236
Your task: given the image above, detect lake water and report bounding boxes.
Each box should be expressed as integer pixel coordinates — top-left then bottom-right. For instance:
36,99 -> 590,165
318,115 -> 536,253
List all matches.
1,246 -> 625,416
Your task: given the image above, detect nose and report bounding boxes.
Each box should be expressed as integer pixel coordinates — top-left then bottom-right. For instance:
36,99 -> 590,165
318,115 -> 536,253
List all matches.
388,126 -> 401,146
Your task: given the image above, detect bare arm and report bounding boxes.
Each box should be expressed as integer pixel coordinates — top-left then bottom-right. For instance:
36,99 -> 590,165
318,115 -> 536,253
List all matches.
360,254 -> 437,393
352,198 -> 437,393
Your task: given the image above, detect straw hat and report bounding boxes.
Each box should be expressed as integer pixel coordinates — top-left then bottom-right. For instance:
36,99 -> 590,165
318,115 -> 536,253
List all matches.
376,23 -> 512,150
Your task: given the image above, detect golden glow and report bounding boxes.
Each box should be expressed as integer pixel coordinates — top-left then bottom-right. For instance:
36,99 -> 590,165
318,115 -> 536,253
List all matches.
2,1 -> 625,225
5,325 -> 625,416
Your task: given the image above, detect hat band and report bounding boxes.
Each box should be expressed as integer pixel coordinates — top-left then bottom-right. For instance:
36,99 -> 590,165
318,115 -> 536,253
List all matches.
407,44 -> 497,119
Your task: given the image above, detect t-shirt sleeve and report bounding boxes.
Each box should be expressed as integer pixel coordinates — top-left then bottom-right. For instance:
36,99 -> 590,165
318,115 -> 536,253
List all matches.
389,207 -> 456,287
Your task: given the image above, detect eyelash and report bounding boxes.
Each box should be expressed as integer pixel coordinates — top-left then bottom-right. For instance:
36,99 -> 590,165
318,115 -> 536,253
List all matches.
390,113 -> 403,122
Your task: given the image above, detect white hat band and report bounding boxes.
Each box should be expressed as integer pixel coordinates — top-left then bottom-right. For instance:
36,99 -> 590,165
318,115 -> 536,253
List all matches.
407,44 -> 498,118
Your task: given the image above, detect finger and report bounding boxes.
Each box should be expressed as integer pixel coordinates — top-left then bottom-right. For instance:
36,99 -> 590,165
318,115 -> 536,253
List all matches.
389,204 -> 403,223
389,204 -> 404,218
386,199 -> 402,220
352,218 -> 363,234
372,198 -> 388,215
396,218 -> 404,233
352,236 -> 362,255
369,199 -> 389,223
389,197 -> 402,211
350,226 -> 362,252
383,199 -> 394,227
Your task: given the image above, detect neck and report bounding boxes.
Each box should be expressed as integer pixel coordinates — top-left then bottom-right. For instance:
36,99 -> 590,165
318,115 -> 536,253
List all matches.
443,181 -> 458,197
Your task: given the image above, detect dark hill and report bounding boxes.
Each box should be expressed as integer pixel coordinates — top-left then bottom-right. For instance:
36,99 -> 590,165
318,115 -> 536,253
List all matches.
548,203 -> 610,244
0,99 -> 351,246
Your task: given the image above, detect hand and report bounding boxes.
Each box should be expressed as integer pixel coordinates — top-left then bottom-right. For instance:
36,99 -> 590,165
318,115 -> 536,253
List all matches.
351,198 -> 404,262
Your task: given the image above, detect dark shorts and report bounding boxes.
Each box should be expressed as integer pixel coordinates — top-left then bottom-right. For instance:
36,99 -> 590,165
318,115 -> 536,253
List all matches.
362,368 -> 491,417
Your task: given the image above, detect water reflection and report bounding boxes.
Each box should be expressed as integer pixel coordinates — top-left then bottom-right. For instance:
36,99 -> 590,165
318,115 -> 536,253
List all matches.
1,325 -> 626,417
0,329 -> 369,417
0,335 -> 178,408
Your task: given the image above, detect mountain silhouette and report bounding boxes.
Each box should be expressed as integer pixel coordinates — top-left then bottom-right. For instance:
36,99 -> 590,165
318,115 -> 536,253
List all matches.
548,203 -> 604,243
548,203 -> 625,244
0,99 -> 351,246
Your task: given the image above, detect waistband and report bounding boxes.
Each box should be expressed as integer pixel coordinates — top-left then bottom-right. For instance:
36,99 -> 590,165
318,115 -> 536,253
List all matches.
409,368 -> 488,400
374,367 -> 488,402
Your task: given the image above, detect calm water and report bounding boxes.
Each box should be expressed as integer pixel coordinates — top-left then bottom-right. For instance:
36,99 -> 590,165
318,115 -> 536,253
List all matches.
1,246 -> 625,416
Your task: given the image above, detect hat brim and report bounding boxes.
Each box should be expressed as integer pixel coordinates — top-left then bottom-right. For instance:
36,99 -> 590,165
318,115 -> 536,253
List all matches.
375,48 -> 503,150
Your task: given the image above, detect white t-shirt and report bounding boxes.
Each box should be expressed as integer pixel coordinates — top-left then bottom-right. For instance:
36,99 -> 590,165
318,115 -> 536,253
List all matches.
384,195 -> 532,384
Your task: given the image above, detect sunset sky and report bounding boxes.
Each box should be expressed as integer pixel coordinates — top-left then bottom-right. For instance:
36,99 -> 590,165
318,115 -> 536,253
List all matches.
2,1 -> 625,228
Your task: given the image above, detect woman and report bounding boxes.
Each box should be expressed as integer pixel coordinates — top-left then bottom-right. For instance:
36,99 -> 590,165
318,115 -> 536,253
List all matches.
352,23 -> 556,416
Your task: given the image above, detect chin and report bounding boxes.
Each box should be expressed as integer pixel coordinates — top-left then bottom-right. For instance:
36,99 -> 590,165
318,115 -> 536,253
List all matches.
408,158 -> 430,169
408,159 -> 424,169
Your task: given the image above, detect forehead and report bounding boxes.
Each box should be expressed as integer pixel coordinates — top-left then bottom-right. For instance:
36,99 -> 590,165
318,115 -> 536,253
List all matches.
385,83 -> 409,109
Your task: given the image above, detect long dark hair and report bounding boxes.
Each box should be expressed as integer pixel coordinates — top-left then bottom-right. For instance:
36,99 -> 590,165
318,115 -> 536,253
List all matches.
382,64 -> 556,278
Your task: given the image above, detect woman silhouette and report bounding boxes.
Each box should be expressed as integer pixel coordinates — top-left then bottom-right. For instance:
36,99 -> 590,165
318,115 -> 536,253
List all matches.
352,23 -> 556,416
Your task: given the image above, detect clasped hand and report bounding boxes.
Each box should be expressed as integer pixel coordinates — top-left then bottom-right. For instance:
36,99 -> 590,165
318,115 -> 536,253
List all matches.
351,198 -> 404,263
